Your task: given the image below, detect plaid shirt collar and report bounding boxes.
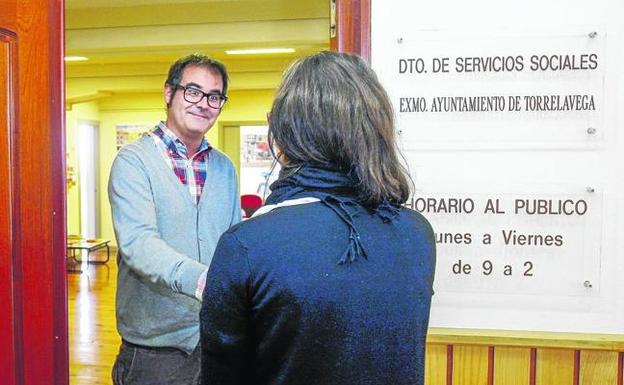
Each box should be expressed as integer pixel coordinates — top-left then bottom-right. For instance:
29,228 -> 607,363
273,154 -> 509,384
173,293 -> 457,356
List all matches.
150,122 -> 212,204
151,121 -> 212,159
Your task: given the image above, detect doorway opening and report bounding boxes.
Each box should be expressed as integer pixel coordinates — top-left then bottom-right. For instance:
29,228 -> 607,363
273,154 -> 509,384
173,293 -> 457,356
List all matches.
77,120 -> 99,239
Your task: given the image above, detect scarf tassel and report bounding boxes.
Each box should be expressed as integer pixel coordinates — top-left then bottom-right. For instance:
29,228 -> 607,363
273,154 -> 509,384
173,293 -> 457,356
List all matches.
328,200 -> 368,265
338,228 -> 368,265
375,201 -> 400,223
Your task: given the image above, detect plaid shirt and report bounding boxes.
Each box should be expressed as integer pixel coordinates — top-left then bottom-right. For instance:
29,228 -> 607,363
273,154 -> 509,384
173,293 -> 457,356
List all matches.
150,122 -> 211,204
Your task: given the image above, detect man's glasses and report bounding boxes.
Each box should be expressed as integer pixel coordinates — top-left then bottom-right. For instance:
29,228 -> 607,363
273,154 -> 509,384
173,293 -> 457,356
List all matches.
175,84 -> 227,109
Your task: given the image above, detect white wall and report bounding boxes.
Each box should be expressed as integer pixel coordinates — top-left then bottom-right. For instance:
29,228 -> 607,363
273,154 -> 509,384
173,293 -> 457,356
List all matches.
372,0 -> 624,333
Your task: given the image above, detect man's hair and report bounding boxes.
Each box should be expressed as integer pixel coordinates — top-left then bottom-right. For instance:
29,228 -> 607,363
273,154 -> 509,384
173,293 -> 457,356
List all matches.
268,51 -> 412,207
165,53 -> 229,106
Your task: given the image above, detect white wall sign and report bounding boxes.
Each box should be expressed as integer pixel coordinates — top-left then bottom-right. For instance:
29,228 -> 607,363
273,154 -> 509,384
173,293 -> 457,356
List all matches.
376,31 -> 605,149
406,191 -> 601,297
372,0 -> 624,334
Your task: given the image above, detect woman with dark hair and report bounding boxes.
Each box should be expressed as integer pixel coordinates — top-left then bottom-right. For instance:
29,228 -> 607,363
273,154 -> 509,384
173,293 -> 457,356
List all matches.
199,51 -> 436,385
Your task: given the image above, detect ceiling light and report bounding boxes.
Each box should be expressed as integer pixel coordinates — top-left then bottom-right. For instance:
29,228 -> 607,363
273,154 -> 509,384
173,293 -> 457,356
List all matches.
225,48 -> 295,55
64,56 -> 88,62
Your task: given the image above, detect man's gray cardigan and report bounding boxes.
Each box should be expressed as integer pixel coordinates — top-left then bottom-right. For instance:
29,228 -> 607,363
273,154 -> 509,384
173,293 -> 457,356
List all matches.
108,134 -> 241,353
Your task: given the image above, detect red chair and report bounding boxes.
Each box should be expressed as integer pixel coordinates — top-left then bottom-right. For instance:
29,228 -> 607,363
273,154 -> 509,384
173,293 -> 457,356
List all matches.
241,194 -> 263,219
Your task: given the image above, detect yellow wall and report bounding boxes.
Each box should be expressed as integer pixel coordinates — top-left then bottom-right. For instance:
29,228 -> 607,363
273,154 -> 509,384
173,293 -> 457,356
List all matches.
221,125 -> 242,176
66,88 -> 274,246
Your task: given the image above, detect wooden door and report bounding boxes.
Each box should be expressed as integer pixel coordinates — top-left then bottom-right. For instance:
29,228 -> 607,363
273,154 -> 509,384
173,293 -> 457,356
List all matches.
0,1 -> 68,384
330,0 -> 371,61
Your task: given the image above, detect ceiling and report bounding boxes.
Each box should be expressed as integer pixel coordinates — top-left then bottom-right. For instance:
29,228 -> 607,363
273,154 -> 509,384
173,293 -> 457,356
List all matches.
65,0 -> 330,101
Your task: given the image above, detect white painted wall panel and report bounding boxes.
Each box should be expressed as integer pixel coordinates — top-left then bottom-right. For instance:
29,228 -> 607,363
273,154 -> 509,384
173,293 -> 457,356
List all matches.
372,0 -> 624,333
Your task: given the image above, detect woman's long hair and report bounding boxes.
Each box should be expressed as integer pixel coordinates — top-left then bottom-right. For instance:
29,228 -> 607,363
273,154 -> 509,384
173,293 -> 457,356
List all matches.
268,51 -> 411,207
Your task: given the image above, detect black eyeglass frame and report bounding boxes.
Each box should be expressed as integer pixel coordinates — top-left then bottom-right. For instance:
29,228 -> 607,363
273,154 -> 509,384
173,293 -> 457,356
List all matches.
174,83 -> 228,109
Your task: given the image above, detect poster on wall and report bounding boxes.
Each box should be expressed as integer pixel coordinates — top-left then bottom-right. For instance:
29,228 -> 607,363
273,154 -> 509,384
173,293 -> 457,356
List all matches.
115,123 -> 152,150
239,126 -> 279,200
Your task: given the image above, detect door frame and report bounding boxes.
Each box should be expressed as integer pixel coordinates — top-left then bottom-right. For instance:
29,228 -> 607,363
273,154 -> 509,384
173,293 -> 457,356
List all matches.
330,0 -> 371,61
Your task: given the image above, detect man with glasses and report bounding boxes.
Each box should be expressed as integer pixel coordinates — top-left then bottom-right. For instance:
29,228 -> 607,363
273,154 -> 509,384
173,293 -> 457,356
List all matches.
108,53 -> 241,385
